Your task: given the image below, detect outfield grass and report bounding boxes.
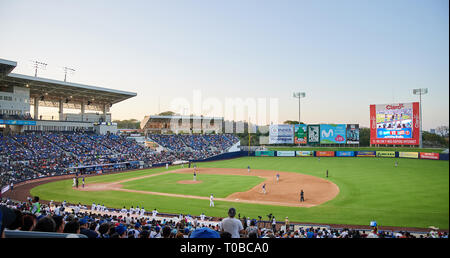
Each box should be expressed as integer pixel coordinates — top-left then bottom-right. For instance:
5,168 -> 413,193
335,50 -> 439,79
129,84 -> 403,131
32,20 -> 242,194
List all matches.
267,146 -> 445,152
121,173 -> 265,198
30,157 -> 449,229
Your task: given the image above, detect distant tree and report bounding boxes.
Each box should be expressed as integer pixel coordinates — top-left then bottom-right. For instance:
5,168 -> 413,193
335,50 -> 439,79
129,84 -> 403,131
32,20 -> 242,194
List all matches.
283,120 -> 304,125
436,125 -> 449,137
158,111 -> 177,116
359,127 -> 370,146
113,119 -> 140,129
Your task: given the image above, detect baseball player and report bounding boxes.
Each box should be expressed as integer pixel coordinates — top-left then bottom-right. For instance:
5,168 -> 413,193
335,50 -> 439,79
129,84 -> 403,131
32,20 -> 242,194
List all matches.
91,203 -> 96,212
262,183 -> 267,194
300,189 -> 305,202
200,213 -> 206,221
140,207 -> 145,217
82,176 -> 85,188
276,173 -> 280,183
326,170 -> 329,178
75,176 -> 79,188
130,206 -> 135,214
248,165 -> 251,173
395,161 -> 398,167
209,194 -> 214,207
166,163 -> 169,169
72,177 -> 76,187
120,206 -> 128,214
152,208 -> 158,219
193,171 -> 197,181
136,205 -> 141,215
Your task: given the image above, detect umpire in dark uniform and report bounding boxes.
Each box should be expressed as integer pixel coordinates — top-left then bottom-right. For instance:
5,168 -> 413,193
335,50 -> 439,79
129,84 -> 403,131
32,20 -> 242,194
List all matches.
300,190 -> 304,202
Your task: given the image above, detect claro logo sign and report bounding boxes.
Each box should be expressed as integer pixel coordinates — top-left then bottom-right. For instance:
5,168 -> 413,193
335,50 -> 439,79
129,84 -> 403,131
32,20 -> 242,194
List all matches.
385,104 -> 404,110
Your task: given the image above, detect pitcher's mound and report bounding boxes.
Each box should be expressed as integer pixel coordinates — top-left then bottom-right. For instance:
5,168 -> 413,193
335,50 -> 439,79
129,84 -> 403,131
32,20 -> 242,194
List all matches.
177,180 -> 203,184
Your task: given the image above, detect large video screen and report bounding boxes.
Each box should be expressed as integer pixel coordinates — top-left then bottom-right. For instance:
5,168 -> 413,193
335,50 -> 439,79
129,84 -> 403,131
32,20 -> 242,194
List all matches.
320,124 -> 346,144
370,102 -> 420,145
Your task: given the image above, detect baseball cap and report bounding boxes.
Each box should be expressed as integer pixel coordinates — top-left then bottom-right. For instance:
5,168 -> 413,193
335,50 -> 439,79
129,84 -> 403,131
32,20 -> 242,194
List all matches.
79,218 -> 88,225
190,227 -> 220,238
115,224 -> 127,235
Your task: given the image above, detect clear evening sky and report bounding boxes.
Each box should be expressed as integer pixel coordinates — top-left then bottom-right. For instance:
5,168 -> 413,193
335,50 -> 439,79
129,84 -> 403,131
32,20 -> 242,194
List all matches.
0,0 -> 448,130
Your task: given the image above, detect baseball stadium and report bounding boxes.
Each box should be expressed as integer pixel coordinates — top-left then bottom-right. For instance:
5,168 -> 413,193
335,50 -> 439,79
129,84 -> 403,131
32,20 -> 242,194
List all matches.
0,56 -> 448,240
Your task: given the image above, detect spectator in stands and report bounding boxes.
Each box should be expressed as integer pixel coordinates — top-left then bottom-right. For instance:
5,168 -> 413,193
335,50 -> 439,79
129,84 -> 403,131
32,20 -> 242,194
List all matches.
63,220 -> 80,234
221,208 -> 244,238
33,216 -> 56,232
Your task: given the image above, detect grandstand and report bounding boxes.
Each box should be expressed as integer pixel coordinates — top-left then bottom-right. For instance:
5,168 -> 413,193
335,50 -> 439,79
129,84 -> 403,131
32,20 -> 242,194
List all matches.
0,58 -> 136,134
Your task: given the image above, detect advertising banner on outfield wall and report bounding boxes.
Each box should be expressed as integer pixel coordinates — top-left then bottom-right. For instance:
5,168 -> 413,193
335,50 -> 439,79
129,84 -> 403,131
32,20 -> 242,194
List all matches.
255,151 -> 275,157
269,124 -> 294,144
370,102 -> 420,145
346,124 -> 360,144
276,151 -> 296,157
399,152 -> 419,159
376,151 -> 396,157
420,152 -> 440,160
356,151 -> 376,157
296,151 -> 314,157
294,124 -> 308,144
320,124 -> 347,144
316,151 -> 335,157
307,125 -> 320,144
336,151 -> 355,157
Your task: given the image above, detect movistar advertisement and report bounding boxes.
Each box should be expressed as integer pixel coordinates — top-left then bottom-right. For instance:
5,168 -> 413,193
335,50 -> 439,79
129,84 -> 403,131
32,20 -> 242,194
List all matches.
269,124 -> 294,144
294,124 -> 307,144
370,102 -> 420,145
320,124 -> 346,144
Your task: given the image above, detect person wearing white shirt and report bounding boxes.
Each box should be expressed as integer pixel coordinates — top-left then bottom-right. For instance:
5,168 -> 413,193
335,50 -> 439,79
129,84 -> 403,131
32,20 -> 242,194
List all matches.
221,208 -> 244,238
200,213 -> 205,221
120,206 -> 128,214
152,209 -> 158,219
210,194 -> 214,207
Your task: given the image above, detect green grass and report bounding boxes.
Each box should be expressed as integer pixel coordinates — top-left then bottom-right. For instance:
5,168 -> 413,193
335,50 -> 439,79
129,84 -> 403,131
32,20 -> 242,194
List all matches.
121,173 -> 265,198
267,146 -> 444,152
30,157 -> 449,229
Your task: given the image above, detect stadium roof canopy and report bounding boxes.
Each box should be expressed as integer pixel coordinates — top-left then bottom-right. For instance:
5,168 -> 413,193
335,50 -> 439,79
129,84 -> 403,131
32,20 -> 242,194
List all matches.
0,58 -> 137,111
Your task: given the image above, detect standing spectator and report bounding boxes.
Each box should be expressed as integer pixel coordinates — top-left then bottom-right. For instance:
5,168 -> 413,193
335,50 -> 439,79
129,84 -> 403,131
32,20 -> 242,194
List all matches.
221,208 -> 244,238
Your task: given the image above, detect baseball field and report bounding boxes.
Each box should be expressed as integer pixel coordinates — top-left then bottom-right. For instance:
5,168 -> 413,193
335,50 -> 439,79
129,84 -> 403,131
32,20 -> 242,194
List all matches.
29,156 -> 449,230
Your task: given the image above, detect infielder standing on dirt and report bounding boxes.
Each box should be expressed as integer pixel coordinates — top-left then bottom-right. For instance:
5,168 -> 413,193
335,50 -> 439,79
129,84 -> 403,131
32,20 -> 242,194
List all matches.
210,194 -> 214,207
248,165 -> 250,173
300,189 -> 305,202
193,171 -> 197,181
262,183 -> 267,194
276,173 -> 280,183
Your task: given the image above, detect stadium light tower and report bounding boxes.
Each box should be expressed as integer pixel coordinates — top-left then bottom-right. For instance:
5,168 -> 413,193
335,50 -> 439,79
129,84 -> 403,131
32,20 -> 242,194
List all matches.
63,66 -> 76,82
413,88 -> 428,148
31,60 -> 47,77
293,92 -> 306,123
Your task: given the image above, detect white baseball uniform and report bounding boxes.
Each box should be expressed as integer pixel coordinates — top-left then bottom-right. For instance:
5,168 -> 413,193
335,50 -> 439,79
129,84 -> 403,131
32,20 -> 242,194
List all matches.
210,195 -> 214,207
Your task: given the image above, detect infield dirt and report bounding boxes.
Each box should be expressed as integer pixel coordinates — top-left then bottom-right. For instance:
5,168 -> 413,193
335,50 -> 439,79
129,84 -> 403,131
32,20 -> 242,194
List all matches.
76,168 -> 339,208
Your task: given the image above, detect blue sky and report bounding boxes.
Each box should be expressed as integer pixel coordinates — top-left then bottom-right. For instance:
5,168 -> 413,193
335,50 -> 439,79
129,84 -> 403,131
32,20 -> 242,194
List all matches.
0,0 -> 448,129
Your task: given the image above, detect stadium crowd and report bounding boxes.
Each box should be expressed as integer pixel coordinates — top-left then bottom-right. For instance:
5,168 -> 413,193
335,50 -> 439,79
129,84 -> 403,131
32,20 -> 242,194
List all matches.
0,132 -> 239,189
1,197 -> 446,239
